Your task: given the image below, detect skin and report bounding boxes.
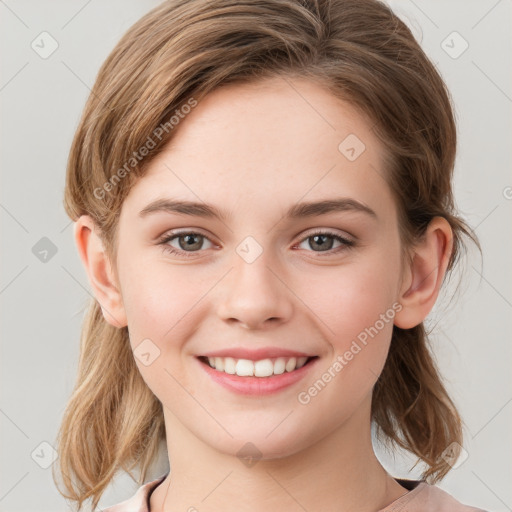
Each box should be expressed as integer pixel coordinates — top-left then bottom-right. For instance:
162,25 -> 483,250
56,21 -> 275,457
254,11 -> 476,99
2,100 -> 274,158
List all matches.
75,76 -> 453,512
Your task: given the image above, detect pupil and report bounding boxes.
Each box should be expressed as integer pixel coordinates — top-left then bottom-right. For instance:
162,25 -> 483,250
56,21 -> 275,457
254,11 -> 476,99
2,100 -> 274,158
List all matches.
180,234 -> 202,250
312,234 -> 333,251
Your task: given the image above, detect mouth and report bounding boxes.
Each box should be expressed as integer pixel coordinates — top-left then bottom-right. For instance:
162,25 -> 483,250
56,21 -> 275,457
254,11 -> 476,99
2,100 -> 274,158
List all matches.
197,355 -> 318,377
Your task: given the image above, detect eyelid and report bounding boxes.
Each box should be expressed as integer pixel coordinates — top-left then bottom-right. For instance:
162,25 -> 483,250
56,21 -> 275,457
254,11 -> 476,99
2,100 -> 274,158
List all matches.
298,227 -> 355,244
156,227 -> 214,244
157,229 -> 216,249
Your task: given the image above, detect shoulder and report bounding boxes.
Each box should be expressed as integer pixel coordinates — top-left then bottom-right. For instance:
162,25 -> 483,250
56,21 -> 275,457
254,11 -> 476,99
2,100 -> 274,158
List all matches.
381,479 -> 489,512
102,474 -> 167,512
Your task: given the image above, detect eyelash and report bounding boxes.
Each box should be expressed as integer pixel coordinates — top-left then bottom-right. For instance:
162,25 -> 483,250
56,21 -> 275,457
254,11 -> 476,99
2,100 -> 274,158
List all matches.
157,229 -> 356,259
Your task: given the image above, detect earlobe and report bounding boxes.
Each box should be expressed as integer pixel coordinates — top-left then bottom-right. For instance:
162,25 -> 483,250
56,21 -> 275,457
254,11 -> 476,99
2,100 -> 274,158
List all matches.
394,217 -> 453,329
73,215 -> 127,329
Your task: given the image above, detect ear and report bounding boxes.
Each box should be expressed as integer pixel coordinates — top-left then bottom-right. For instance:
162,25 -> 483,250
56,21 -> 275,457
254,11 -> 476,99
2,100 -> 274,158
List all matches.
73,215 -> 127,328
394,217 -> 454,329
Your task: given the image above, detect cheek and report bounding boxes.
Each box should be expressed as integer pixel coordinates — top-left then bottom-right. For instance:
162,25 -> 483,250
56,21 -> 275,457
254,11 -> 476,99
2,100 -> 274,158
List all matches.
307,259 -> 399,342
298,252 -> 400,401
297,273 -> 397,418
118,263 -> 205,400
119,257 -> 206,341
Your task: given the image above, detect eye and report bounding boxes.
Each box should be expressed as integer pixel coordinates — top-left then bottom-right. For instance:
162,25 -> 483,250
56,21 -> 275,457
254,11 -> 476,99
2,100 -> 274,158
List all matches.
295,230 -> 355,255
157,229 -> 356,259
157,231 -> 214,258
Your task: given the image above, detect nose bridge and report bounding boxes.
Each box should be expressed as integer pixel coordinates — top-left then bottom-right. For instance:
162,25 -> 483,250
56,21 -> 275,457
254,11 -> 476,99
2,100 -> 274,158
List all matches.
217,235 -> 293,329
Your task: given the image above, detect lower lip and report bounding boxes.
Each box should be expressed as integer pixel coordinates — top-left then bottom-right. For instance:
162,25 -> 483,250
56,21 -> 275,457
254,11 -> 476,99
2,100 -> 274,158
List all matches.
197,357 -> 318,395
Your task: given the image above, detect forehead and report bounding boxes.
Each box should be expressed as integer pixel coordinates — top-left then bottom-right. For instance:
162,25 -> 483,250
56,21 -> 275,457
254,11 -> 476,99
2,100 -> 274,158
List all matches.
122,77 -> 395,225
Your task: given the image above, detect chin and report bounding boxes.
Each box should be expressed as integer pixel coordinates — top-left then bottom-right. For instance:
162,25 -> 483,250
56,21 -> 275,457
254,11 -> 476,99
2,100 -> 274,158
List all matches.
194,418 -> 320,463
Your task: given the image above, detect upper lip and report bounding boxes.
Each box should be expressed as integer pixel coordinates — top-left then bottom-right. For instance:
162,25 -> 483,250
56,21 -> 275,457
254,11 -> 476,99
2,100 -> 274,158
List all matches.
199,347 -> 316,360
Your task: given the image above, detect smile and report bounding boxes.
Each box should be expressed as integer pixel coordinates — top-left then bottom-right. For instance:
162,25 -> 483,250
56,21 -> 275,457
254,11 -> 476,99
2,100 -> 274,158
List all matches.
197,355 -> 319,395
199,355 -> 313,377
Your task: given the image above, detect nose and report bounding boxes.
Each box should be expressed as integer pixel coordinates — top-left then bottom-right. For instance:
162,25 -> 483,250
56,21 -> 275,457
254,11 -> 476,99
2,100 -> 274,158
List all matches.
217,248 -> 294,331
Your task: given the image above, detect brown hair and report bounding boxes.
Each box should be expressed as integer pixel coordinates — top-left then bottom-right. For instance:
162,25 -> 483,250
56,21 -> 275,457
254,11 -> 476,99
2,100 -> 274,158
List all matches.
55,0 -> 481,509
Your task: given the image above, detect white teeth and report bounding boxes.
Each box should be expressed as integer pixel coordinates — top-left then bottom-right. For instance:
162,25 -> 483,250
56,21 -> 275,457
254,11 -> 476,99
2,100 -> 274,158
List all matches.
224,357 -> 236,374
235,359 -> 254,376
296,356 -> 308,368
285,357 -> 296,372
254,359 -> 274,377
273,358 -> 286,375
204,355 -> 311,377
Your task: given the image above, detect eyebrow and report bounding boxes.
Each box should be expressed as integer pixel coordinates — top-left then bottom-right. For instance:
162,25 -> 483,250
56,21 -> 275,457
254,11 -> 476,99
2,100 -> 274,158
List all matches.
138,197 -> 377,221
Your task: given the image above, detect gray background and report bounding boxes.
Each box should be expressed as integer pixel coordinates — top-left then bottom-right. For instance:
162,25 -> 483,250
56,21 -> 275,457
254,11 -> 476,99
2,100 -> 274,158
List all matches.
1,1 -> 510,511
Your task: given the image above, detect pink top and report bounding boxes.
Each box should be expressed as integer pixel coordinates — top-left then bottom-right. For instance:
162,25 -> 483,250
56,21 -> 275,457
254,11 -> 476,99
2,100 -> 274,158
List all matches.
102,474 -> 489,512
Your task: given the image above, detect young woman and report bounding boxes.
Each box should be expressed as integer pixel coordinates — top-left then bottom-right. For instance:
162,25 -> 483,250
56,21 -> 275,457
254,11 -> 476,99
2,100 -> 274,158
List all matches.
54,0 -> 487,510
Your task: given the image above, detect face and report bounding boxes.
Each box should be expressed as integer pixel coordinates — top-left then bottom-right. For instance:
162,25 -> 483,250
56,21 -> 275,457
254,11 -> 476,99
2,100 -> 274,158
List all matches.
112,77 -> 405,459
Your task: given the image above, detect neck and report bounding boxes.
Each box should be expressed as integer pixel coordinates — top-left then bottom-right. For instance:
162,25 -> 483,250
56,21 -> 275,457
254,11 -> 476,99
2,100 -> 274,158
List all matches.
151,398 -> 408,512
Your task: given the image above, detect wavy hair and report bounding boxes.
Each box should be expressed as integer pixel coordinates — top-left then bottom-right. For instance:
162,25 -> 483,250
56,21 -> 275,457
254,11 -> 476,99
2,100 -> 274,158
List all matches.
54,0 -> 481,509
